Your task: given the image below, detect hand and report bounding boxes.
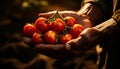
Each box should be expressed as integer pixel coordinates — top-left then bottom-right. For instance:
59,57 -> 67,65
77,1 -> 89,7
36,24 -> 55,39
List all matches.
23,11 -> 99,59
67,28 -> 103,51
23,27 -> 103,59
38,11 -> 92,28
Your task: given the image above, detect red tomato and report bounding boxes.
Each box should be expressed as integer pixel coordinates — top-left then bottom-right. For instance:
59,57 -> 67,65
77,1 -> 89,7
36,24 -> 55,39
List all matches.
49,18 -> 65,32
60,34 -> 73,44
65,16 -> 76,26
70,24 -> 84,38
34,17 -> 49,32
23,23 -> 36,37
32,32 -> 43,44
44,30 -> 57,44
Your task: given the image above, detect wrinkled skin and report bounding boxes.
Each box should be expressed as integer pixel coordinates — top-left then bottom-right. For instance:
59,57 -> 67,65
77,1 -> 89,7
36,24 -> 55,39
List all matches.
23,11 -> 103,59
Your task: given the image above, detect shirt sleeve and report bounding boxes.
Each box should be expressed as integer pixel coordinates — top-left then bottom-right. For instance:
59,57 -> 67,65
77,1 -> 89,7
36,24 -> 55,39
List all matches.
83,0 -> 113,17
112,9 -> 120,24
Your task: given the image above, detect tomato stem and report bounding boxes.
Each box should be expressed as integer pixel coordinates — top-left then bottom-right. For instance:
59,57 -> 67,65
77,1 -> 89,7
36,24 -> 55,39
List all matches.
62,26 -> 72,34
46,10 -> 72,35
46,10 -> 65,23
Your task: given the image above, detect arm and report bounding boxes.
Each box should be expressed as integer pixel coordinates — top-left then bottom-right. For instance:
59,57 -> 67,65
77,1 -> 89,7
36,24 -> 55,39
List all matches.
68,10 -> 120,51
23,1 -> 120,59
94,10 -> 120,37
77,3 -> 105,26
77,0 -> 114,26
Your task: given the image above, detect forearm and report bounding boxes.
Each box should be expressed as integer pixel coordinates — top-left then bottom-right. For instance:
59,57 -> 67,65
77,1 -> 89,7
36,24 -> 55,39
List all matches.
93,10 -> 120,37
93,18 -> 120,35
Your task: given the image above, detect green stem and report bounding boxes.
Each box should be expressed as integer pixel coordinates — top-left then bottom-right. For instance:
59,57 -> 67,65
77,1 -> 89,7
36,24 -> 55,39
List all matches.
46,10 -> 65,23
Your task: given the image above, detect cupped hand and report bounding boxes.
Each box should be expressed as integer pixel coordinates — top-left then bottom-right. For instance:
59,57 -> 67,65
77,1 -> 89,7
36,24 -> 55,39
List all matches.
23,11 -> 101,59
67,28 -> 103,51
23,27 -> 103,59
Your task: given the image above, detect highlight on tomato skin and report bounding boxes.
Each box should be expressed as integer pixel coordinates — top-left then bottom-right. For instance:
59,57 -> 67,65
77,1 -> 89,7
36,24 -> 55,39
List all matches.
64,16 -> 77,27
23,23 -> 36,37
44,30 -> 57,44
34,17 -> 49,33
70,24 -> 84,38
49,18 -> 65,32
32,32 -> 43,44
60,34 -> 73,44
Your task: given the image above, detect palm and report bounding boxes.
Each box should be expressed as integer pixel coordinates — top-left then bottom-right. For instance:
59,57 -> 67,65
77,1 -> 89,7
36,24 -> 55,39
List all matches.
23,11 -> 94,59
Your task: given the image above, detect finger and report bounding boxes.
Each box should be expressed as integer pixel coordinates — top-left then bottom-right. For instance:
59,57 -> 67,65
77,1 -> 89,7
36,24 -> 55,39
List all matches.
38,11 -> 57,18
59,11 -> 77,17
80,18 -> 92,28
38,11 -> 77,18
34,44 -> 66,52
23,36 -> 32,44
66,36 -> 82,49
67,36 -> 89,50
33,44 -> 73,59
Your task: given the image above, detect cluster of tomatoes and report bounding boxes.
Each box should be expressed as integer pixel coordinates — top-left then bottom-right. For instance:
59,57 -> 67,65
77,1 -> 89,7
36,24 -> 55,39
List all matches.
23,11 -> 84,44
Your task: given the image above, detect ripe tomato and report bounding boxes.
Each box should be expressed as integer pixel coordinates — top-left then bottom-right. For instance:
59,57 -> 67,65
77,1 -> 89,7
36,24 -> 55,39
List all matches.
32,32 -> 43,44
60,34 -> 73,44
23,23 -> 36,37
64,16 -> 76,26
70,24 -> 84,38
49,18 -> 65,32
44,30 -> 57,44
34,17 -> 49,32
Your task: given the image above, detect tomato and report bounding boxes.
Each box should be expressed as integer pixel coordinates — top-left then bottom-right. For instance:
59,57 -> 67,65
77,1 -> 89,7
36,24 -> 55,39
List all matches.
32,32 -> 43,44
23,23 -> 36,37
60,34 -> 73,44
49,18 -> 65,32
44,30 -> 57,44
34,17 -> 49,32
70,24 -> 84,38
64,16 -> 76,26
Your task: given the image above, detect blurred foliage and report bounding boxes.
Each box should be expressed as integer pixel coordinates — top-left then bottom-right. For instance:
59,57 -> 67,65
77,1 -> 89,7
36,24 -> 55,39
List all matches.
0,0 -> 82,24
21,0 -> 81,22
